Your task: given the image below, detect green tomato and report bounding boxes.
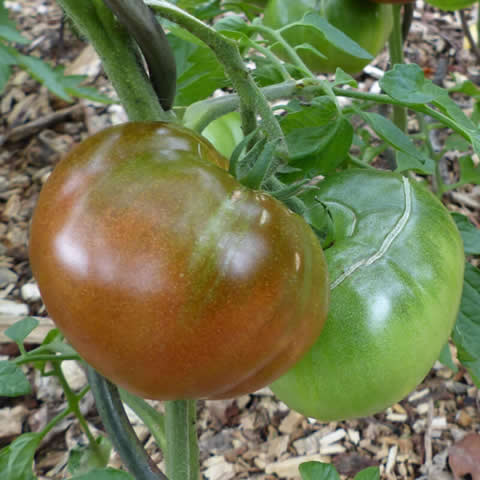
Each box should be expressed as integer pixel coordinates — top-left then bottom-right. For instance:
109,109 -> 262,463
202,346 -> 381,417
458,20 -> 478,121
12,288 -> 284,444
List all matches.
263,0 -> 393,74
271,170 -> 465,421
425,0 -> 476,9
202,112 -> 243,159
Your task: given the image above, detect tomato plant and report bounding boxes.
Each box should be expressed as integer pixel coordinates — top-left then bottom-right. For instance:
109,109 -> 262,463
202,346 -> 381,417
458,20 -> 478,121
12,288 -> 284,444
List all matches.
201,111 -> 243,158
271,169 -> 465,421
263,0 -> 393,74
28,122 -> 329,401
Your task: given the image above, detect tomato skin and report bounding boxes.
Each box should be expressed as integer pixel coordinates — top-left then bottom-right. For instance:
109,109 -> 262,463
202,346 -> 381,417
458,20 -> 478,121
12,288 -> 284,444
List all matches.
271,170 -> 464,421
29,122 -> 329,401
263,0 -> 393,74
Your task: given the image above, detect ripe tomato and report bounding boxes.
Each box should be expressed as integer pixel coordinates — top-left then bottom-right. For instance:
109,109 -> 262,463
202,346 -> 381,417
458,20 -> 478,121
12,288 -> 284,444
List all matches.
263,0 -> 393,74
271,170 -> 464,421
29,122 -> 329,401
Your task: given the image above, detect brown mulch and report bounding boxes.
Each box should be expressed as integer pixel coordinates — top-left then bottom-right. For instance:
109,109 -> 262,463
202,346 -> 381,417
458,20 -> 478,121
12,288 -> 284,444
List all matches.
0,1 -> 479,479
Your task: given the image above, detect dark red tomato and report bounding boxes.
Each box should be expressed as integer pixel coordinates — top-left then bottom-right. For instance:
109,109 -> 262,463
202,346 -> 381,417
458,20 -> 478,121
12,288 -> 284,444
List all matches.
29,122 -> 329,400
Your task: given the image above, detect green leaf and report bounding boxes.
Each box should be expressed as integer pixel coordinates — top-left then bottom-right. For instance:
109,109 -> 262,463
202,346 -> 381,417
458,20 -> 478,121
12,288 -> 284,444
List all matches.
299,461 -> 340,480
0,61 -> 10,93
395,151 -> 435,175
445,133 -> 471,152
61,75 -> 116,104
458,156 -> 480,185
354,467 -> 381,480
333,68 -> 357,88
70,468 -> 135,480
68,436 -> 112,475
5,317 -> 39,346
439,342 -> 458,372
16,54 -> 72,101
0,361 -> 31,397
452,212 -> 480,256
0,2 -> 29,44
294,13 -> 372,61
119,388 -> 166,452
360,111 -> 432,167
285,118 -> 353,176
380,64 -> 442,105
452,263 -> 480,386
449,80 -> 480,100
0,43 -> 16,64
167,32 -> 227,107
7,432 -> 41,480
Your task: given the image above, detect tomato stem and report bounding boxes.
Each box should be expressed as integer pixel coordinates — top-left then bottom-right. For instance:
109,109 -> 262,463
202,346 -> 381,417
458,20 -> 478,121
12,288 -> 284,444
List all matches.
87,367 -> 168,480
57,0 -> 173,123
102,0 -> 177,110
145,0 -> 287,156
165,400 -> 199,480
388,5 -> 407,135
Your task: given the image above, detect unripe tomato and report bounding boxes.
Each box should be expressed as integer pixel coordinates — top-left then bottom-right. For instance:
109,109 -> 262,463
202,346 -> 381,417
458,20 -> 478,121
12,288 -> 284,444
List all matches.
271,170 -> 464,421
29,122 -> 329,401
202,112 -> 243,159
263,0 -> 393,74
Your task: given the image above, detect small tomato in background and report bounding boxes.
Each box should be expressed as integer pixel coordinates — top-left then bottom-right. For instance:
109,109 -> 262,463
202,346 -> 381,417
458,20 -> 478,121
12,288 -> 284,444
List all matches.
263,0 -> 393,74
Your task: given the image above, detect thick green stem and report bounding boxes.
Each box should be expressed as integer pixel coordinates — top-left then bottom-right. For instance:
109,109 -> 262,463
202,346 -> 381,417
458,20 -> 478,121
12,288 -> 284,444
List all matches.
145,1 -> 286,150
87,368 -> 168,480
57,0 -> 171,122
165,400 -> 199,480
389,4 -> 407,134
103,0 -> 177,110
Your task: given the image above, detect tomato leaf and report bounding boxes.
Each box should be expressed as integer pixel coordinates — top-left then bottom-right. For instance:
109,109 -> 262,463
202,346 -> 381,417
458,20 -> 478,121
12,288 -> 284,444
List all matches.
167,31 -> 227,106
5,317 -> 39,346
299,461 -> 340,480
380,64 -> 442,105
458,156 -> 480,185
0,361 -> 31,397
69,468 -> 134,480
0,2 -> 29,44
6,432 -> 41,480
68,436 -> 112,475
354,467 -> 381,480
452,213 -> 480,256
296,13 -> 372,61
452,263 -> 480,387
358,111 -> 433,170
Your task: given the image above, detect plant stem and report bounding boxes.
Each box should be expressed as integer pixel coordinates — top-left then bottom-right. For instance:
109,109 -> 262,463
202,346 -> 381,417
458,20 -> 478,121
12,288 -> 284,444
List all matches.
103,0 -> 177,110
57,0 -> 171,122
53,363 -> 99,453
145,1 -> 286,150
165,400 -> 199,480
249,24 -> 315,79
389,4 -> 407,134
38,386 -> 90,441
14,354 -> 80,365
87,367 -> 168,480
